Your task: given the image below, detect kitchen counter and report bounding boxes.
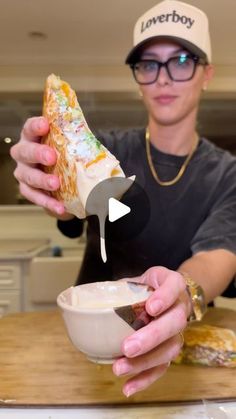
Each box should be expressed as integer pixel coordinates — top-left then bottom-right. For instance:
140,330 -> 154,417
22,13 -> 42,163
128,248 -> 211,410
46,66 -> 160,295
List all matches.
0,308 -> 236,412
0,402 -> 236,418
0,239 -> 50,260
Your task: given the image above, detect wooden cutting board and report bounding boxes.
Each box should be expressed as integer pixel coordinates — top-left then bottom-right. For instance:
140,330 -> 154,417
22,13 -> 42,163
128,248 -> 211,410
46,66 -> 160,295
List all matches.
0,308 -> 235,406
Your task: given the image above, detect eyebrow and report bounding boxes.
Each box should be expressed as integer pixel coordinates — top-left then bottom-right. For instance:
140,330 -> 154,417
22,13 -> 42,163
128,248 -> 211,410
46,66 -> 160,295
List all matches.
141,48 -> 189,59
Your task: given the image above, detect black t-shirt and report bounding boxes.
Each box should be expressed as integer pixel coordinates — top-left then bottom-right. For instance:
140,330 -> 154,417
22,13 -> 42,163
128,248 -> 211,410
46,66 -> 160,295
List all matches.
58,128 -> 236,295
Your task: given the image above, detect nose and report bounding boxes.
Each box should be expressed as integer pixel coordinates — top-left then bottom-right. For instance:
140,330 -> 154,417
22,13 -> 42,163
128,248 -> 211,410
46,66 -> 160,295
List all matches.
156,64 -> 172,86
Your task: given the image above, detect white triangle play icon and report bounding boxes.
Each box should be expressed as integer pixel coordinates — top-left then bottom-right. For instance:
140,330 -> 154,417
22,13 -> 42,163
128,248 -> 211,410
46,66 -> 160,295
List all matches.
108,198 -> 131,222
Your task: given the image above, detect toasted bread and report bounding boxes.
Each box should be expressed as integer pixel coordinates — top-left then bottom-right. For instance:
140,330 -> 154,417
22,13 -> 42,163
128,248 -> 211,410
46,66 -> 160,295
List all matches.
175,324 -> 236,367
42,74 -> 127,218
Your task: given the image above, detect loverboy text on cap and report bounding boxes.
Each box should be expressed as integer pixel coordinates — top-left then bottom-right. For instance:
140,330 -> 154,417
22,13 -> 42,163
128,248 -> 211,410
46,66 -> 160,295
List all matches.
125,0 -> 211,64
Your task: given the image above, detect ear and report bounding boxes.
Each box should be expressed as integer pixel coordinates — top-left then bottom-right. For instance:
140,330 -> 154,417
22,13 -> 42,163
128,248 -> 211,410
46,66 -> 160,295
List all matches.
202,64 -> 214,90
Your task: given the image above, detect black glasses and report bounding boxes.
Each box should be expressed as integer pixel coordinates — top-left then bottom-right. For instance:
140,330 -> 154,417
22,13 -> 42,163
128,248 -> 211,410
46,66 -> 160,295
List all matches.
130,54 -> 206,84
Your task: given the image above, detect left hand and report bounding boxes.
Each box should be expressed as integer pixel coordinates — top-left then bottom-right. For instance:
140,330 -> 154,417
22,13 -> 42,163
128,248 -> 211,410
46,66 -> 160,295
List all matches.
112,266 -> 191,397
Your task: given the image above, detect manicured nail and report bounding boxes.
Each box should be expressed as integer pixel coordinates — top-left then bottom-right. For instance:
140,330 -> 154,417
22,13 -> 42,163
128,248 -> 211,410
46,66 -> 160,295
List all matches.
149,299 -> 163,315
123,340 -> 141,357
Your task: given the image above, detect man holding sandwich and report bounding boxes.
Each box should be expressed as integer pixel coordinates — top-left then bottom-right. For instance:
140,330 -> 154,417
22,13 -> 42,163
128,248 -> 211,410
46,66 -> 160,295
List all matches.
10,0 -> 236,397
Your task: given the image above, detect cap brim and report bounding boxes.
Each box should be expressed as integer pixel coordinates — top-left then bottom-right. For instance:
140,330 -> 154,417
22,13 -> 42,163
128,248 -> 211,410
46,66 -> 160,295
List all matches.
125,36 -> 208,64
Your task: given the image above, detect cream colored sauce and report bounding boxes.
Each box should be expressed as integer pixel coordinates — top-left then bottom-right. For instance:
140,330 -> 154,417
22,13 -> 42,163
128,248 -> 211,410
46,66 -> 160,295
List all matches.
65,152 -> 134,263
100,237 -> 107,263
70,281 -> 151,309
74,155 -> 124,217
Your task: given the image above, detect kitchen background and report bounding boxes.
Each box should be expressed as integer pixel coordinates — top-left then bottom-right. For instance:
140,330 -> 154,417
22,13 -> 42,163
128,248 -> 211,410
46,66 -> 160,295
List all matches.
0,0 -> 235,314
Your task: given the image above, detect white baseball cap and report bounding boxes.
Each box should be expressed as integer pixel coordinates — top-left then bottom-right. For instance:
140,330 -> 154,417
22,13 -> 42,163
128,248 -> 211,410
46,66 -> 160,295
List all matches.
125,0 -> 212,64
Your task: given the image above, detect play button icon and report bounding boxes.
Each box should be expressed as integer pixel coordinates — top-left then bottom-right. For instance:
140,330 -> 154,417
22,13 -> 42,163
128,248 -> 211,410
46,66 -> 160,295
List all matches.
108,198 -> 131,222
85,176 -> 150,242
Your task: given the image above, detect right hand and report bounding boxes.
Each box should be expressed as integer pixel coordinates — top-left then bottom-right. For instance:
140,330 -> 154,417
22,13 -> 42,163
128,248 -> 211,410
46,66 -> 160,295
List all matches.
10,116 -> 72,219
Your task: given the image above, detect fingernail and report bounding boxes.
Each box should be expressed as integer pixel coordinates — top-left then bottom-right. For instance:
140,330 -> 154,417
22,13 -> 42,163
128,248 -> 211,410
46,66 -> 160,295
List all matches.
123,340 -> 141,357
37,118 -> 45,130
115,361 -> 132,376
149,299 -> 163,315
124,386 -> 136,398
47,177 -> 56,189
42,150 -> 52,164
55,205 -> 64,215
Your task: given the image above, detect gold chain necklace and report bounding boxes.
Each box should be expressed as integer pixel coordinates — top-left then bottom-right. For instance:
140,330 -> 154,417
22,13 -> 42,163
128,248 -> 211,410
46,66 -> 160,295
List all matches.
145,128 -> 199,186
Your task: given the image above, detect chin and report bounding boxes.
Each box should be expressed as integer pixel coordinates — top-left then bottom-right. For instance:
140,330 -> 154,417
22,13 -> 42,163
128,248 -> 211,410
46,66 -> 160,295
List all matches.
152,114 -> 180,127
152,107 -> 193,127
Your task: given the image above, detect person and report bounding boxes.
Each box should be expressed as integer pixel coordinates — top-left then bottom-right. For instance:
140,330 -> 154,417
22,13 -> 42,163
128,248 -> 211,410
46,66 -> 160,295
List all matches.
10,0 -> 236,397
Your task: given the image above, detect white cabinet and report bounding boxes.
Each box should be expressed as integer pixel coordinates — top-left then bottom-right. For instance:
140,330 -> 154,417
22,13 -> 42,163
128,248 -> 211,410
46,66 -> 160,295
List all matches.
0,291 -> 21,316
0,243 -> 85,314
0,264 -> 20,289
26,246 -> 85,311
29,256 -> 82,304
0,239 -> 50,315
0,264 -> 21,316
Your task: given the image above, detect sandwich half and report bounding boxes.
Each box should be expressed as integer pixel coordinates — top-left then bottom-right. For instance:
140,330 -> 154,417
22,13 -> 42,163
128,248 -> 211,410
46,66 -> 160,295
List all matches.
42,74 -> 130,219
175,324 -> 236,367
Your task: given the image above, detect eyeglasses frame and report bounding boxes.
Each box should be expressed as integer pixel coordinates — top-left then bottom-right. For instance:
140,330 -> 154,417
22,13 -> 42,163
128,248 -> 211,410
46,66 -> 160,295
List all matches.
130,55 -> 207,84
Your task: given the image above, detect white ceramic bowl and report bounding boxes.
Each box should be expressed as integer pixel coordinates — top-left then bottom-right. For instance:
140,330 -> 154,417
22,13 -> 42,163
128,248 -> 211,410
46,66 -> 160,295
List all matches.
57,280 -> 153,363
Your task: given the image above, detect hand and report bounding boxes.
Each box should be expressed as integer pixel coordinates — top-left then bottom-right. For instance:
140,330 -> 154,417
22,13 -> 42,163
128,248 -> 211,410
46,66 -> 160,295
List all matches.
10,116 -> 72,219
113,267 -> 190,397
